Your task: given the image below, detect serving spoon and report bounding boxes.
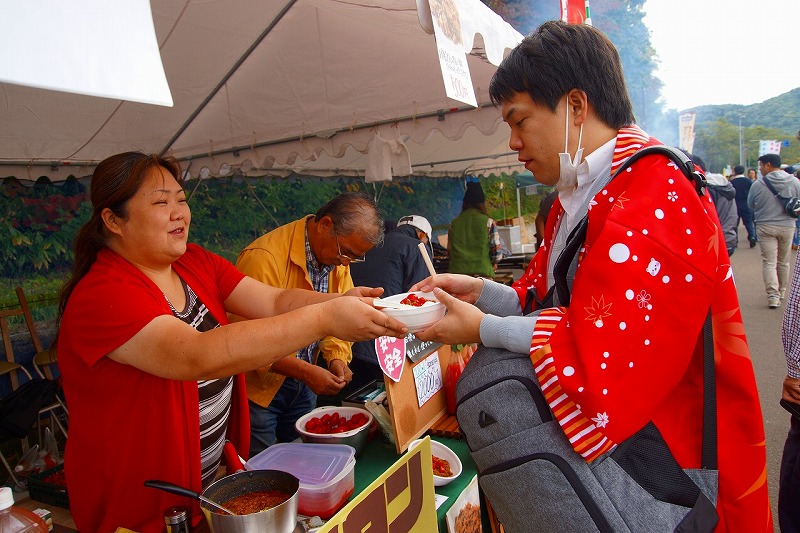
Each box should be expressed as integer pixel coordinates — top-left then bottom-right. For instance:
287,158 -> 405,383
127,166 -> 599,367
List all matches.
144,479 -> 236,515
372,298 -> 413,310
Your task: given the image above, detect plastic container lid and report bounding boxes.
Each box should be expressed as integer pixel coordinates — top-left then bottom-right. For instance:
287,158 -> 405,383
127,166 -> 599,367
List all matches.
245,443 -> 355,485
0,487 -> 48,532
0,487 -> 13,510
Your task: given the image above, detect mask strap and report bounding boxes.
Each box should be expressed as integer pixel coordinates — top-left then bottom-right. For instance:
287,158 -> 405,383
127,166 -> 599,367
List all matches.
564,96 -> 570,153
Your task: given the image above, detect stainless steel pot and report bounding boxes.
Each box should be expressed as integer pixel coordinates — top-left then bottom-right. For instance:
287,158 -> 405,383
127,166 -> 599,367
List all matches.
201,469 -> 299,533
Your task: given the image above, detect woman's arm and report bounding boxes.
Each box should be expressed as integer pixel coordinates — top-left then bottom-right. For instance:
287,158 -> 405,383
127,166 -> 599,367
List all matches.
108,279 -> 405,380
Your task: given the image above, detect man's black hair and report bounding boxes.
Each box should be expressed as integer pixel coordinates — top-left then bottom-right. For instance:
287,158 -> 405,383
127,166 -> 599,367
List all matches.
757,153 -> 781,167
734,165 -> 745,175
489,20 -> 635,130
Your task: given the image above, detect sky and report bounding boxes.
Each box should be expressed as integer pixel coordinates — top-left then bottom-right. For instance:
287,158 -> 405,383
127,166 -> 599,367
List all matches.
642,0 -> 800,111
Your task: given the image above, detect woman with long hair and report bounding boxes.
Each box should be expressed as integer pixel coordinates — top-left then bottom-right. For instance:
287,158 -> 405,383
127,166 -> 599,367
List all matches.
56,152 -> 405,532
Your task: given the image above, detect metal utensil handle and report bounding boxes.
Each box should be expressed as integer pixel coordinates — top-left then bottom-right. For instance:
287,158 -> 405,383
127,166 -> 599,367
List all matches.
144,479 -> 236,515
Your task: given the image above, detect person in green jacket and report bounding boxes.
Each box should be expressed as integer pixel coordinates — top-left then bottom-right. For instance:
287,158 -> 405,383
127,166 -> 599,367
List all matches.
447,181 -> 503,278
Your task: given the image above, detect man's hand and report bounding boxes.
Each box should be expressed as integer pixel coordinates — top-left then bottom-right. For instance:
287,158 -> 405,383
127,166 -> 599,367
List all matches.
783,376 -> 800,403
413,288 -> 483,345
302,363 -> 348,395
328,359 -> 353,384
410,274 -> 484,304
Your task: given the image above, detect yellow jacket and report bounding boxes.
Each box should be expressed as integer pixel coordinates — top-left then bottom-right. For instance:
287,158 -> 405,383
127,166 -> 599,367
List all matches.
235,216 -> 354,407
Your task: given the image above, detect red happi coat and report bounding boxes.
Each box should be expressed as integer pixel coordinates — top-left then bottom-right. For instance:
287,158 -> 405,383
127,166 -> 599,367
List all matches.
512,126 -> 772,531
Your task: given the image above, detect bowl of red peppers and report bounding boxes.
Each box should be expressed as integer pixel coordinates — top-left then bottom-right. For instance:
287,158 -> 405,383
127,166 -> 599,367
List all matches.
295,406 -> 374,455
409,437 -> 462,487
378,291 -> 446,333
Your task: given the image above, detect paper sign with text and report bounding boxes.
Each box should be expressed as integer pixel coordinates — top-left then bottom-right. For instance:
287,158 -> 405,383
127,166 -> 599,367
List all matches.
413,351 -> 443,407
405,334 -> 441,363
376,336 -> 406,382
429,0 -> 477,107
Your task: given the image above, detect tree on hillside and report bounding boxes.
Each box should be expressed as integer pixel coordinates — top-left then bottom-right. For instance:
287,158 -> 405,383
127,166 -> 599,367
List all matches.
692,120 -> 800,172
483,0 -> 672,142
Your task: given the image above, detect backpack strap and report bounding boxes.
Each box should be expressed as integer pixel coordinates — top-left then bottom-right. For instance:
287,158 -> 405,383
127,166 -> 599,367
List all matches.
540,146 -> 707,309
761,176 -> 780,197
701,311 -> 716,470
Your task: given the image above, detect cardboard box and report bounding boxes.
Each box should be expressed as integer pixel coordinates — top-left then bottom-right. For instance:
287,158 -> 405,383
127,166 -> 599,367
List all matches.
498,225 -> 522,254
498,217 -> 531,244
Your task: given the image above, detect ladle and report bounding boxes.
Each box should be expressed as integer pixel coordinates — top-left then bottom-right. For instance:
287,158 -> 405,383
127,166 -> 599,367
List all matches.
144,479 -> 236,515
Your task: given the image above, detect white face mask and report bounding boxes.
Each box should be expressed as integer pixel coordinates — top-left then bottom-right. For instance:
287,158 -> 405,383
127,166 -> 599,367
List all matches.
557,96 -> 584,192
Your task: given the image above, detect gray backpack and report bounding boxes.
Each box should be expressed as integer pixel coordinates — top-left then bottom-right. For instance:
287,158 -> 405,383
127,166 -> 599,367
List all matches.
455,147 -> 719,533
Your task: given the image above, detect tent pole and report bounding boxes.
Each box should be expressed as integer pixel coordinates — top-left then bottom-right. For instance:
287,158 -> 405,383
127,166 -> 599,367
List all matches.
159,0 -> 299,157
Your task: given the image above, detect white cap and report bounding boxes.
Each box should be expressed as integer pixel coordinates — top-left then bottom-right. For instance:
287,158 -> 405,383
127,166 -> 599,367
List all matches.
397,215 -> 432,241
0,486 -> 14,510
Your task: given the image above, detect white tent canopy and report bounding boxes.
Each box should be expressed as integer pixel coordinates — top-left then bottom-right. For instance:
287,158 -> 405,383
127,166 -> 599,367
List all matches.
0,0 -> 524,182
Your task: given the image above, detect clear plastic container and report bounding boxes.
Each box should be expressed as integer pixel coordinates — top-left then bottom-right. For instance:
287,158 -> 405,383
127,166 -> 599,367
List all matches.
0,487 -> 48,532
246,443 -> 356,518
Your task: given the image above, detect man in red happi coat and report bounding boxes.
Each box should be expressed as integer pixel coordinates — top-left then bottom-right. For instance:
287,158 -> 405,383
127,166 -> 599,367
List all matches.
414,20 -> 771,532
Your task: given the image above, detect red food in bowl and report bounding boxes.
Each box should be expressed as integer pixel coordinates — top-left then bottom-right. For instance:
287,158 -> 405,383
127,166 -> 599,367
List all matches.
304,412 -> 370,434
399,293 -> 433,307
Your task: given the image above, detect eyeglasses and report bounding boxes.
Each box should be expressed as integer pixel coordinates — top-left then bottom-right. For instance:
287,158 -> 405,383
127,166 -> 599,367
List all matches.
335,232 -> 366,263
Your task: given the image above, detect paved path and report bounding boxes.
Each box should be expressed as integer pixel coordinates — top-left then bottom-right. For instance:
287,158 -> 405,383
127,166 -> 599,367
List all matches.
730,228 -> 794,529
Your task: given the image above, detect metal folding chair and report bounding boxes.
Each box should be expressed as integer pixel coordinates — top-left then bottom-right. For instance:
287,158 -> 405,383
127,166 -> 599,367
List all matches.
0,288 -> 67,487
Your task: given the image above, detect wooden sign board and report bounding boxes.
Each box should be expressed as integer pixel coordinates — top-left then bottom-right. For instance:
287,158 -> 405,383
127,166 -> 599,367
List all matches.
384,341 -> 452,454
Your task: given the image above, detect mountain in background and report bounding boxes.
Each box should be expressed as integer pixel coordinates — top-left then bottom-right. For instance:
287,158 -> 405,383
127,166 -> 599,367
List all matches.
686,88 -> 800,172
689,88 -> 800,133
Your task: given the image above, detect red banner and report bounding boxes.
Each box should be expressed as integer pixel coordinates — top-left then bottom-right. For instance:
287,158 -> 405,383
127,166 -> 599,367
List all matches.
561,0 -> 590,25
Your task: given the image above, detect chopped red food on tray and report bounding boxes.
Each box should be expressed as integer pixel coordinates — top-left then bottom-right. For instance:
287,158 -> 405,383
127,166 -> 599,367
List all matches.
400,293 -> 432,307
304,411 -> 370,434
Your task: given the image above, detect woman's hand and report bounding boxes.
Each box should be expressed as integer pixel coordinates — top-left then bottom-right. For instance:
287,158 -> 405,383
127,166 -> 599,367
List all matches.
320,297 -> 407,341
410,274 -> 484,304
345,286 -> 384,298
413,288 -> 483,345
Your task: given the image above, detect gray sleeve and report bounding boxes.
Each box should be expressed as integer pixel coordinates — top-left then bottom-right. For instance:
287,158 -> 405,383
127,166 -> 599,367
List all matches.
475,279 -> 523,317
479,314 -> 537,354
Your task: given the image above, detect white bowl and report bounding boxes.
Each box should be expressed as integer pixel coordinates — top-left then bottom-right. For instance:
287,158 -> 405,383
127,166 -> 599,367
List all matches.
409,438 -> 462,486
379,291 -> 446,333
295,406 -> 373,456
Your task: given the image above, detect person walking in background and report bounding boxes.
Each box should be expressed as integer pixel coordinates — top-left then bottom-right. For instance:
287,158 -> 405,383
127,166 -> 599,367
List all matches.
235,192 -> 385,457
687,153 -> 738,256
787,165 -> 800,251
447,180 -> 503,278
749,168 -> 759,181
747,153 -> 800,309
780,250 -> 800,533
347,214 -> 433,392
731,164 -> 757,247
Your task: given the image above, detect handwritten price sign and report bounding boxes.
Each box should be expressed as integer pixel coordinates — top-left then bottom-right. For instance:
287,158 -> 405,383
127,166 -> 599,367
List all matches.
412,351 -> 443,407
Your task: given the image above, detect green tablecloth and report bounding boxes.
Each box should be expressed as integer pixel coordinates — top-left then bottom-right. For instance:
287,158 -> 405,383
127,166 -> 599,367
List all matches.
353,436 -> 477,532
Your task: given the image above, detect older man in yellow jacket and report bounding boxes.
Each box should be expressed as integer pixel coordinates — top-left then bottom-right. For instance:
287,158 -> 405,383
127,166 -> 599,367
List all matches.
235,192 -> 384,457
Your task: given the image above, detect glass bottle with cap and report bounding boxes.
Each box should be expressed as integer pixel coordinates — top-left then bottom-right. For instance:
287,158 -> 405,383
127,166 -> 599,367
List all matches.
0,486 -> 48,532
164,506 -> 189,533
